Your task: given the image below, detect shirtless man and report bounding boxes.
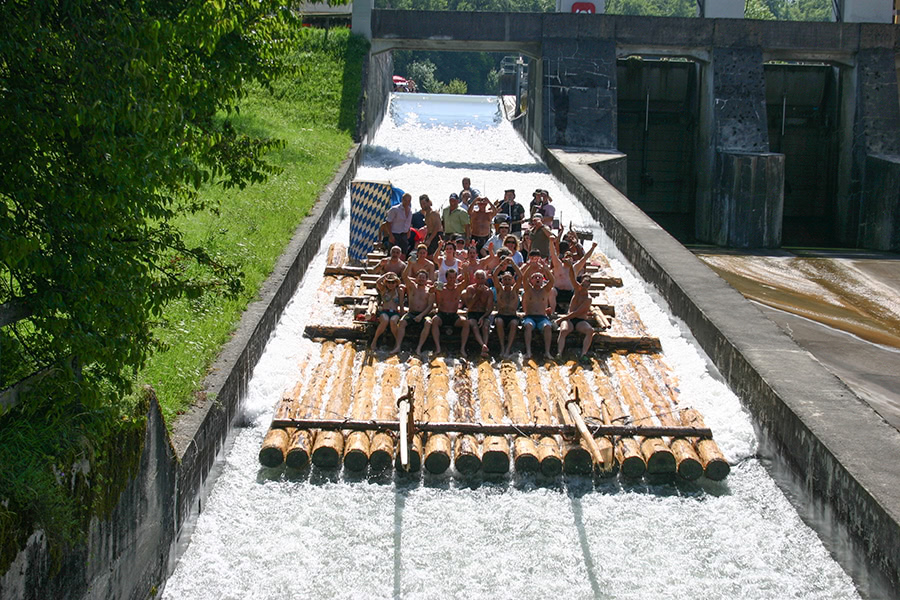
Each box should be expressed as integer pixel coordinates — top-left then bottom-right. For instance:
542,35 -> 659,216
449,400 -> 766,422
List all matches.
398,269 -> 435,355
460,269 -> 495,358
420,195 -> 443,258
520,259 -> 556,359
555,261 -> 599,357
403,243 -> 436,282
492,257 -> 522,357
374,245 -> 407,276
430,268 -> 466,355
468,197 -> 497,254
371,272 -> 405,352
460,243 -> 495,285
550,239 -> 597,312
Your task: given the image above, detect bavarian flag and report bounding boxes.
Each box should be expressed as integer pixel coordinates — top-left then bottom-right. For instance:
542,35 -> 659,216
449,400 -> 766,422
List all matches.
349,180 -> 401,264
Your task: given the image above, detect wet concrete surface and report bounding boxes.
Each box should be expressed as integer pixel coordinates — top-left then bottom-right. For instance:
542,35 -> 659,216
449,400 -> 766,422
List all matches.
695,248 -> 900,431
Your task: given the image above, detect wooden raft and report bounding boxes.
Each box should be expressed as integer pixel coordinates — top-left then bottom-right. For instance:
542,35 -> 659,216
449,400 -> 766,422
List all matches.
260,243 -> 730,482
259,346 -> 728,481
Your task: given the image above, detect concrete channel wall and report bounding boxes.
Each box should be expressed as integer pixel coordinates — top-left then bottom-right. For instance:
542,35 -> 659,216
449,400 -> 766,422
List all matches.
0,50 -> 392,600
538,146 -> 900,595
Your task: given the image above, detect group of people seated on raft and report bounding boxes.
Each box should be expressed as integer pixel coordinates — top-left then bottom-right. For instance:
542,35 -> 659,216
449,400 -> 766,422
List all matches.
370,180 -> 603,359
379,177 -> 559,259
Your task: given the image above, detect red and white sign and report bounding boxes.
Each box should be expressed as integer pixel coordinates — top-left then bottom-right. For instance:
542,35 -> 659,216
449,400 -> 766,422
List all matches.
571,2 -> 595,12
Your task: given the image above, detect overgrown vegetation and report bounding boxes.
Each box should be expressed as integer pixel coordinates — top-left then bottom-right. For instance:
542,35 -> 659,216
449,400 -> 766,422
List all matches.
0,384 -> 147,575
140,30 -> 365,423
1,15 -> 363,575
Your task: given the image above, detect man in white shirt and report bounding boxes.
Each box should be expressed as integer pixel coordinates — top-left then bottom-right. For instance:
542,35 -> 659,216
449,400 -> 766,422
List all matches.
381,193 -> 413,256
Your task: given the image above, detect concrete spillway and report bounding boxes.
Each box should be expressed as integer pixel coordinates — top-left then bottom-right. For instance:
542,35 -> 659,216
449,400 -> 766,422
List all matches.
160,95 -> 859,599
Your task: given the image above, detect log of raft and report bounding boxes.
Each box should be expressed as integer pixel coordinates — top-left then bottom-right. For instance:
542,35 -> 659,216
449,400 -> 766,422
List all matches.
453,361 -> 482,474
680,408 -> 730,481
627,354 -> 703,481
525,360 -> 562,477
423,358 -> 451,474
645,353 -> 730,480
477,359 -> 510,474
285,343 -> 336,469
343,357 -> 376,471
608,354 -> 675,475
499,361 -> 539,473
259,367 -> 306,468
326,243 -> 348,269
370,358 -> 400,472
308,343 -> 357,469
569,365 -> 616,475
548,366 -> 592,475
304,324 -> 370,340
395,360 -> 424,472
302,322 -> 660,354
591,359 -> 645,478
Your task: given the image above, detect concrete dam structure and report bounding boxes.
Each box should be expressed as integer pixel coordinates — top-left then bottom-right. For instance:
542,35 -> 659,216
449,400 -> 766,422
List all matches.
368,10 -> 900,251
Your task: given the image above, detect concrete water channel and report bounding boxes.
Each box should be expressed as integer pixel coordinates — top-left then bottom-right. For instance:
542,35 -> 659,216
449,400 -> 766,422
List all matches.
160,95 -> 880,599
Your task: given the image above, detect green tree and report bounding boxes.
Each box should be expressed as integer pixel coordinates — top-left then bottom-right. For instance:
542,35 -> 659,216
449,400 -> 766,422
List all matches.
442,79 -> 469,94
0,0 -> 323,401
407,59 -> 441,92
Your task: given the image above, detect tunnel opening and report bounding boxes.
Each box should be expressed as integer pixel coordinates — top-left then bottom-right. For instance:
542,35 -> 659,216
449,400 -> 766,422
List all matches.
764,62 -> 841,247
616,56 -> 700,243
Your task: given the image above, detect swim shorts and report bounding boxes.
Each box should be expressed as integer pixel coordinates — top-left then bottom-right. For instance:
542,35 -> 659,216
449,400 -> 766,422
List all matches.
522,314 -> 552,331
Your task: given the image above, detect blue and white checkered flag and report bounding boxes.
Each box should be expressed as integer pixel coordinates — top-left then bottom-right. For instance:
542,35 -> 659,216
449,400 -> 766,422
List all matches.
349,180 -> 393,264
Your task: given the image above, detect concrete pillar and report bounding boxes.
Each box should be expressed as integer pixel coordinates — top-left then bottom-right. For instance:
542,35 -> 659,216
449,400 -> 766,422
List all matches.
542,38 -> 617,150
840,48 -> 900,249
861,155 -> 900,250
699,0 -> 745,18
696,47 -> 785,248
352,0 -> 373,39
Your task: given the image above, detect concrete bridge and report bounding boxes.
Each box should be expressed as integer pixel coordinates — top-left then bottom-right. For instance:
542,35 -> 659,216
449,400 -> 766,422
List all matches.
360,9 -> 900,251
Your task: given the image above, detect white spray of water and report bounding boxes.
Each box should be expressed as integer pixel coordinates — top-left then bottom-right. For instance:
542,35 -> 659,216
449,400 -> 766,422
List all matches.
162,95 -> 858,600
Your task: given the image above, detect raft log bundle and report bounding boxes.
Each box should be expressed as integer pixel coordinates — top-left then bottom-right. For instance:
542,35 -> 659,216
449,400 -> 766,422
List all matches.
259,245 -> 730,482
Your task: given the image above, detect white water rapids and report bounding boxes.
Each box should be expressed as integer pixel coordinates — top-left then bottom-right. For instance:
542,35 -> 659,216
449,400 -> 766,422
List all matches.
161,94 -> 859,599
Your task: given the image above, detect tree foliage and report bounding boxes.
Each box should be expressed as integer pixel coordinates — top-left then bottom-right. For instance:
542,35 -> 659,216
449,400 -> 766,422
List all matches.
0,0 -> 311,400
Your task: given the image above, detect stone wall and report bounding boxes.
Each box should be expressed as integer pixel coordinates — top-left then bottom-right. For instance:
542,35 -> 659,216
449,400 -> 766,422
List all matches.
542,38 -> 617,150
362,51 -> 393,142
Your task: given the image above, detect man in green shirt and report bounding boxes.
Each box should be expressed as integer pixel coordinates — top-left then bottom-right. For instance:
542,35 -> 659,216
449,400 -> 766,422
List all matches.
441,193 -> 470,241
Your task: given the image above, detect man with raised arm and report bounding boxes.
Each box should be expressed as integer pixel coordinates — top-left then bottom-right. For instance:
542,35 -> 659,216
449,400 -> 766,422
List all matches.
374,245 -> 407,276
468,196 -> 498,254
460,269 -> 495,358
403,243 -> 436,282
550,238 -> 597,312
429,268 -> 467,355
520,257 -> 556,359
492,257 -> 523,357
371,272 -> 405,352
555,260 -> 600,358
398,268 -> 436,356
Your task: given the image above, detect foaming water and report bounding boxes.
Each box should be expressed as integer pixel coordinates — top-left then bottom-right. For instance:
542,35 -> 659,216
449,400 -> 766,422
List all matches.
161,96 -> 859,599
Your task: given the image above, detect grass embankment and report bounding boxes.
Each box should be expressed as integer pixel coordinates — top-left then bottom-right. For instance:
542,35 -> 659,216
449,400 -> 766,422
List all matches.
0,28 -> 367,575
140,29 -> 365,424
